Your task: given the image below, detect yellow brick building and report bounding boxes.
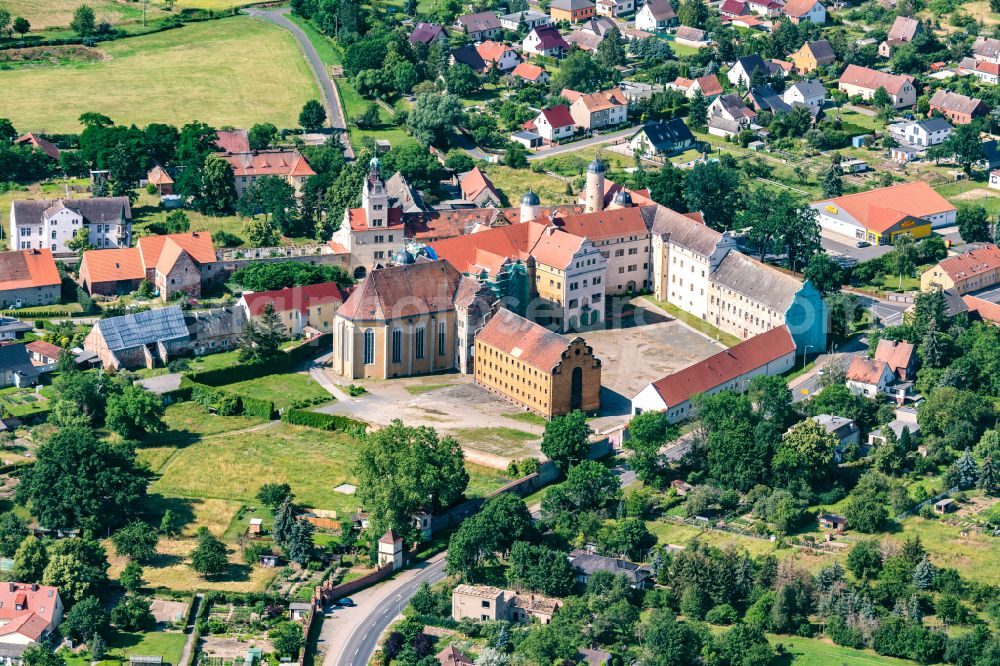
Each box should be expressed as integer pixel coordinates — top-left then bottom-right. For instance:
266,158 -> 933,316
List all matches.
474,308 -> 601,419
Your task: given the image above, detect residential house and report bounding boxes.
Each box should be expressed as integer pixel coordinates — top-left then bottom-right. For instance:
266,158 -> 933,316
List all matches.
549,0 -> 596,22
845,356 -> 896,397
569,552 -> 654,588
475,308 -> 602,418
9,197 -> 131,253
782,0 -> 825,23
869,406 -> 921,446
783,79 -> 826,110
0,583 -> 64,658
707,116 -> 745,138
669,74 -> 723,99
15,134 -> 59,161
812,414 -> 860,459
438,646 -> 474,666
747,86 -> 794,115
720,0 -> 750,16
239,282 -> 345,338
0,345 -> 37,389
920,243 -> 1000,294
875,338 -> 916,381
220,150 -> 315,198
708,93 -> 758,128
459,167 -> 502,207
408,22 -> 447,45
451,585 -> 561,624
451,45 -> 488,73
674,26 -> 711,48
811,181 -> 956,244
476,41 -> 521,72
499,10 -> 550,30
727,54 -> 781,88
887,117 -> 953,161
627,119 -> 696,156
959,58 -> 1000,84
146,165 -> 174,195
790,39 -> 836,73
569,88 -> 629,130
25,341 -> 63,368
596,0 -> 634,17
532,105 -> 576,142
878,16 -> 921,57
838,65 -> 917,108
632,326 -> 798,422
747,0 -> 784,15
330,259 -> 496,379
565,28 -> 604,52
972,35 -> 1000,64
0,317 -> 31,342
0,249 -> 61,310
454,11 -> 502,40
510,62 -> 550,85
635,0 -> 677,30
522,25 -> 570,58
929,89 -> 988,124
79,232 -> 218,300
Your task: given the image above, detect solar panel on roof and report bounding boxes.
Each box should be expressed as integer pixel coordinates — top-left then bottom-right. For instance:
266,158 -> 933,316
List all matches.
96,306 -> 189,351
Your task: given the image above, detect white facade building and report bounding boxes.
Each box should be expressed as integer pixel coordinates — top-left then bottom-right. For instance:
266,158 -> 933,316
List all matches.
9,197 -> 132,254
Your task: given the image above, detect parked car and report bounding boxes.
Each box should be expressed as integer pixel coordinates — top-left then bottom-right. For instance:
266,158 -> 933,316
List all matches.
856,240 -> 871,248
338,598 -> 356,607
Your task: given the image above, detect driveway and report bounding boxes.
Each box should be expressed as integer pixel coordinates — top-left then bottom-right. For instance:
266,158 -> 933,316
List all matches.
244,7 -> 353,158
527,126 -> 640,161
321,554 -> 448,666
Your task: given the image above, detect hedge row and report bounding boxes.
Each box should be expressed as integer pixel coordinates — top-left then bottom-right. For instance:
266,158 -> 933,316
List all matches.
188,333 -> 332,386
281,409 -> 366,434
240,395 -> 275,420
188,381 -> 275,420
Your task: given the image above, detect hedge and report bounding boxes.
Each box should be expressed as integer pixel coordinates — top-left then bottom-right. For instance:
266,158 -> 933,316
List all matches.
281,409 -> 366,434
189,333 -> 332,386
240,395 -> 276,420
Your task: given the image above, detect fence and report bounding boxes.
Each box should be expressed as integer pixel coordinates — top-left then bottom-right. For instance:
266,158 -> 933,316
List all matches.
314,564 -> 395,607
895,486 -> 959,520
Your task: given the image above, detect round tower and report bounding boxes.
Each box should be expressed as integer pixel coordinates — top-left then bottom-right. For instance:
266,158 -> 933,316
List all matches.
520,190 -> 541,222
585,159 -> 606,213
609,189 -> 633,210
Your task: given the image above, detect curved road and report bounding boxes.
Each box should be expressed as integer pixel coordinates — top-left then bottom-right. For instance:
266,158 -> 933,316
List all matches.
243,7 -> 354,158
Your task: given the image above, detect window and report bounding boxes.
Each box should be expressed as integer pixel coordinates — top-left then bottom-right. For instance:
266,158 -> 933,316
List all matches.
391,328 -> 402,363
614,249 -> 625,257
481,600 -> 491,608
51,230 -> 57,239
363,329 -> 375,365
438,321 -> 447,355
628,247 -> 638,255
375,235 -> 384,243
415,325 -> 425,360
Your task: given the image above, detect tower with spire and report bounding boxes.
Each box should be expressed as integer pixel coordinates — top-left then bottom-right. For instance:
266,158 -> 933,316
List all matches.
362,157 -> 388,228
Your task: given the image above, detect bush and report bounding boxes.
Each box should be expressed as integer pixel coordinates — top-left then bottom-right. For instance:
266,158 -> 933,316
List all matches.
705,604 -> 738,625
281,409 -> 366,434
239,395 -> 275,420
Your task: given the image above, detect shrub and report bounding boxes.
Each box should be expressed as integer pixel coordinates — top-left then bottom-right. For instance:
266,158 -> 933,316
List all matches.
705,604 -> 738,625
239,396 -> 275,420
281,409 -> 366,434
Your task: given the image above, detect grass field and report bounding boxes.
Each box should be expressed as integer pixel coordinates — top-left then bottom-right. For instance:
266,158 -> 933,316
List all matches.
452,427 -> 540,458
222,372 -> 332,411
132,190 -> 248,246
3,0 -> 167,30
0,16 -> 317,133
768,634 -> 918,665
484,166 -> 577,206
62,629 -> 188,666
896,517 -> 1000,585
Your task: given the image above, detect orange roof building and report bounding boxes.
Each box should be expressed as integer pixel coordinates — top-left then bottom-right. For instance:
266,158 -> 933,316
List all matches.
239,282 -> 346,338
459,167 -> 502,207
15,133 -> 59,160
631,326 -> 797,422
0,582 -> 64,652
921,243 -> 1000,294
838,64 -> 917,108
511,62 -> 549,83
147,165 -> 175,194
0,249 -> 62,310
811,182 -> 955,245
221,150 -> 315,197
79,232 -> 217,300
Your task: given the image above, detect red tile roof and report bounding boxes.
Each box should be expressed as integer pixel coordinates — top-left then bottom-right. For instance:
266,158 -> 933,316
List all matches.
963,294 -> 1000,324
460,167 -> 501,202
16,133 -> 59,160
345,207 -> 404,231
25,340 -> 63,361
573,88 -> 627,112
214,129 -> 250,155
431,221 -> 585,275
138,232 -> 216,267
782,0 -> 820,17
221,151 -> 315,178
846,356 -> 889,384
695,75 -> 723,97
936,243 -> 1000,281
0,583 -> 61,641
0,249 -> 61,292
477,308 -> 575,371
81,232 -> 216,285
242,282 -> 345,317
874,339 -> 914,376
539,104 -> 575,128
476,40 -> 516,63
818,182 -> 954,233
147,165 -> 174,186
552,207 -> 648,241
512,62 -> 547,81
336,260 -> 469,322
650,326 -> 795,407
838,64 -> 914,95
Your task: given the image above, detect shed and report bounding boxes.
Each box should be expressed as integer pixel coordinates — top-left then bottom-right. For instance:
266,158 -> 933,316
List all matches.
748,140 -> 765,151
934,498 -> 956,514
851,135 -> 869,148
818,513 -> 846,530
248,518 -> 263,534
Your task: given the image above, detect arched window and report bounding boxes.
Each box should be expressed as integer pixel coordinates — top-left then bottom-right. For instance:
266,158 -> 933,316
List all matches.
438,320 -> 447,356
415,325 -> 425,360
392,327 -> 402,363
363,329 -> 375,365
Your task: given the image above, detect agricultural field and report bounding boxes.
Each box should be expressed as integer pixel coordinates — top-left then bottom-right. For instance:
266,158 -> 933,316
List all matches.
1,0 -> 168,30
0,17 -> 317,133
766,634 -> 920,666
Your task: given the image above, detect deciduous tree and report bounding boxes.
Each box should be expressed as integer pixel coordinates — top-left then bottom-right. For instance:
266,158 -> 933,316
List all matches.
299,100 -> 327,131
540,410 -> 591,471
190,527 -> 228,577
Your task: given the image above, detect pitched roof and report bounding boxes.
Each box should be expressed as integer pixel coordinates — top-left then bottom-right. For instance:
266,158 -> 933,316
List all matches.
539,104 -> 576,128
750,86 -> 793,114
12,197 -> 131,225
973,35 -> 1000,59
512,62 -> 548,81
569,552 -> 652,584
712,251 -> 805,311
431,220 -> 585,275
456,10 -> 501,32
962,294 -> 1000,324
379,529 -> 402,545
936,243 -> 1000,281
846,356 -> 889,384
80,247 -> 144,284
644,0 -> 677,19
648,205 -> 726,256
787,79 -> 827,99
0,250 -> 61,292
714,93 -> 758,119
147,165 -> 174,186
0,346 -> 36,379
438,646 -> 474,666
801,39 -> 836,63
451,45 -> 487,71
838,64 -> 914,95
695,75 -> 723,97
25,340 -> 63,361
719,0 -> 750,14
675,26 -> 707,42
783,0 -> 821,17
886,15 -> 920,41
214,129 -> 250,155
553,206 -> 649,241
409,21 -> 445,44
476,40 -> 516,63
137,232 -> 216,268
874,339 -> 914,375
385,171 -> 426,214
816,182 -> 954,233
648,326 -> 796,407
529,24 -> 570,50
221,150 -> 315,178
632,119 -> 695,150
345,207 -> 404,231
477,308 -> 576,371
459,167 -> 501,203
15,134 -> 59,160
336,260 -> 468,322
572,88 -> 627,112
566,29 -> 603,52
242,282 -> 345,317
94,306 -> 189,351
929,89 -> 986,116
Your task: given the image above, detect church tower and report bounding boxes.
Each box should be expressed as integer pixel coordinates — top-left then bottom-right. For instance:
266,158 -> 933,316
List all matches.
362,157 -> 388,228
585,159 -> 606,213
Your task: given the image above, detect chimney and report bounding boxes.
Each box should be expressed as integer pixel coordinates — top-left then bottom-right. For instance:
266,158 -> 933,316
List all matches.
31,584 -> 38,592
8,583 -> 14,593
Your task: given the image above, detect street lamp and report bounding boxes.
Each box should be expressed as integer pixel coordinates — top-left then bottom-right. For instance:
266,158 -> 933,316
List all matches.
802,344 -> 813,370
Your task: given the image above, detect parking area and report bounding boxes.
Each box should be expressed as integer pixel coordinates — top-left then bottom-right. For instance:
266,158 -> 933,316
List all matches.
821,232 -> 895,263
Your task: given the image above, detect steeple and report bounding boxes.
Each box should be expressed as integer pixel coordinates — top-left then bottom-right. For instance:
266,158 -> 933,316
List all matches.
362,157 -> 388,228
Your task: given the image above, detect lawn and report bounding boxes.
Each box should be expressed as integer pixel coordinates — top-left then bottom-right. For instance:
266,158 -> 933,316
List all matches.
895,517 -> 1000,585
503,411 -> 548,427
222,372 -> 332,411
334,79 -> 418,151
484,166 -> 577,207
536,148 -> 634,178
132,191 -> 247,247
405,383 -> 456,396
0,16 -> 317,133
62,629 -> 188,666
150,401 -> 266,444
643,296 -> 742,347
465,463 -> 512,499
452,427 -> 540,458
768,634 -> 919,665
833,108 -> 884,132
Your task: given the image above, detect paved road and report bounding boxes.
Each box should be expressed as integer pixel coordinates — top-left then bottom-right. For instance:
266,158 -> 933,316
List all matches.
244,7 -> 353,157
526,126 -> 639,161
322,554 -> 448,666
178,594 -> 204,666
